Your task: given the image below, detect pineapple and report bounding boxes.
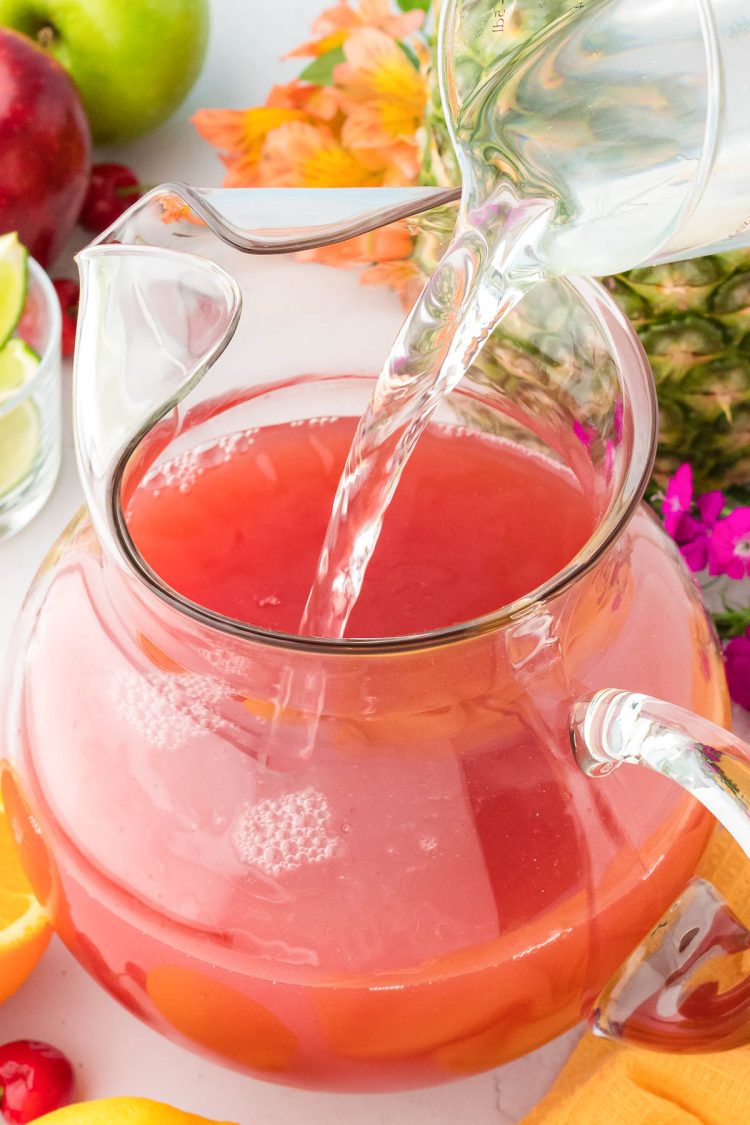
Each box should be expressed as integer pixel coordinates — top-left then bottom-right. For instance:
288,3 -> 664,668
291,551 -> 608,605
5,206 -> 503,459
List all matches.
419,2 -> 750,500
603,259 -> 750,495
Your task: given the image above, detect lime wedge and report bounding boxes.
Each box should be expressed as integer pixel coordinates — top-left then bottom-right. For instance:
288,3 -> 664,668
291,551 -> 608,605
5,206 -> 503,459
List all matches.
0,399 -> 40,498
0,233 -> 28,352
0,339 -> 40,404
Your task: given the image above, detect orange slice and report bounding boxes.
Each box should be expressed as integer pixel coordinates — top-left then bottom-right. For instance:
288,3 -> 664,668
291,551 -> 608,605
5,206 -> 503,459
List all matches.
147,965 -> 297,1074
0,777 -> 52,1004
35,1098 -> 238,1124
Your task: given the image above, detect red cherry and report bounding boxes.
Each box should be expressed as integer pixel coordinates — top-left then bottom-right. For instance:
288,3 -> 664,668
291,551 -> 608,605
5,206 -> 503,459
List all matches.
52,279 -> 80,359
0,1040 -> 74,1123
79,162 -> 142,233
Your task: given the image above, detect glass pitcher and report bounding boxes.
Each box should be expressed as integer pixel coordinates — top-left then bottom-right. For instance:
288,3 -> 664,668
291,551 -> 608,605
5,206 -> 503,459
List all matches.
0,185 -> 748,1093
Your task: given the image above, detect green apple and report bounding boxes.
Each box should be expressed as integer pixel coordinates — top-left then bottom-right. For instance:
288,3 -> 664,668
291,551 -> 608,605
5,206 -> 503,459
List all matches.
0,0 -> 209,142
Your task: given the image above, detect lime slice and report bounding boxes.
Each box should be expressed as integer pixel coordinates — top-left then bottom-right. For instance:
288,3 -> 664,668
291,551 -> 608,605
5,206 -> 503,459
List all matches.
0,233 -> 28,352
0,399 -> 40,498
0,339 -> 40,404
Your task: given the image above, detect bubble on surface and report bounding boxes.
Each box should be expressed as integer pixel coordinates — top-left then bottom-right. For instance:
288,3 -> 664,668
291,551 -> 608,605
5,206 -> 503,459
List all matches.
435,423 -> 469,439
142,428 -> 265,495
143,448 -> 206,493
217,430 -> 257,460
232,786 -> 343,878
196,643 -> 252,680
112,669 -> 229,750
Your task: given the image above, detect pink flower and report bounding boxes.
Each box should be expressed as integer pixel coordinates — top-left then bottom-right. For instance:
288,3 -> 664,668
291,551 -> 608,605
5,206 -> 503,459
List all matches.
672,489 -> 726,572
674,516 -> 711,572
708,508 -> 750,580
697,490 -> 725,526
659,464 -> 728,573
662,463 -> 693,536
725,630 -> 750,711
573,419 -> 596,449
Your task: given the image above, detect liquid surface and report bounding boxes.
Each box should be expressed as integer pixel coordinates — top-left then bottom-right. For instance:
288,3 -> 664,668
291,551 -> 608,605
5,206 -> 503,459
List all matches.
127,418 -> 594,638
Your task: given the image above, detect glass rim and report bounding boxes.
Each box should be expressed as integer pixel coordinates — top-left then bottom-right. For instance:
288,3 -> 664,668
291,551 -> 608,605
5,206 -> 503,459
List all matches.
114,273 -> 658,656
0,257 -> 62,418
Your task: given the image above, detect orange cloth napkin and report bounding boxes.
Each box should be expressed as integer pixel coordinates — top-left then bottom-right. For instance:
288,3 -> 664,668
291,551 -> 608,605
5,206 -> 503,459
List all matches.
521,828 -> 750,1124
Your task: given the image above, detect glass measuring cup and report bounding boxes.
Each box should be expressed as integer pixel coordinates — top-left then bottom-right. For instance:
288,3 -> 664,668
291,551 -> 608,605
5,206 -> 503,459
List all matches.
441,0 -> 750,275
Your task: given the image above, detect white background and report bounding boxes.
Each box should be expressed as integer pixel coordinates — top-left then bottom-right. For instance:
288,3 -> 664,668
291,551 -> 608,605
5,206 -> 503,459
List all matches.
0,1 -> 582,1121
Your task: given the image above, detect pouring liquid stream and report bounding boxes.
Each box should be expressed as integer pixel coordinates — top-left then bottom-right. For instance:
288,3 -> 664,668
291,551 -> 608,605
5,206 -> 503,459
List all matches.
296,0 -> 614,638
299,190 -> 554,639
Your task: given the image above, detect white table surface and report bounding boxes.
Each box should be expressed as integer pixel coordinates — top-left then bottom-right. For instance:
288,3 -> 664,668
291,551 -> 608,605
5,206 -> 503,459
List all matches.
0,1 -> 583,1121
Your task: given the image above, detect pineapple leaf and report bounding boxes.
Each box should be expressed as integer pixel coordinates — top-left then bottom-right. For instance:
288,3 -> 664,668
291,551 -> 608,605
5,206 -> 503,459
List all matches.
711,271 -> 750,315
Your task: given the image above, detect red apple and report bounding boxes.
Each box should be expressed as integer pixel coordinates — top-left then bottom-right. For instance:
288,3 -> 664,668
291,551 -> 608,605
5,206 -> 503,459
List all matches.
0,28 -> 91,266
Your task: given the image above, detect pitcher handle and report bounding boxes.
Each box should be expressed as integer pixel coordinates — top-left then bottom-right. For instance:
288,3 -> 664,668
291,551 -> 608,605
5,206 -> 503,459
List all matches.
571,689 -> 750,1049
572,689 -> 750,856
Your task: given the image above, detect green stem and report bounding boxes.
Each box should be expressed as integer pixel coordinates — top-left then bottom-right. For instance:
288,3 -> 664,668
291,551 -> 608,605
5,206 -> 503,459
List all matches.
714,607 -> 750,641
36,24 -> 58,49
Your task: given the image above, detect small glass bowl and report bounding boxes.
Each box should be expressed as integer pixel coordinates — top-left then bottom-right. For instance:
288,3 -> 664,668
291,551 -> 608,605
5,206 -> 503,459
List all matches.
0,259 -> 62,541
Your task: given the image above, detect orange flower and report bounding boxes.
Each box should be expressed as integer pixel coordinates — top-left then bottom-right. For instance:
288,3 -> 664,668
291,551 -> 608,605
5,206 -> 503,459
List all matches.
295,222 -> 423,311
337,29 -> 426,144
192,104 -> 307,185
361,259 -> 425,310
191,5 -> 428,190
288,0 -> 424,58
297,220 -> 415,268
334,28 -> 426,181
192,80 -> 345,187
219,151 -> 268,188
358,0 -> 425,38
266,81 -> 339,122
256,121 -> 380,187
159,193 -> 206,226
369,139 -> 424,184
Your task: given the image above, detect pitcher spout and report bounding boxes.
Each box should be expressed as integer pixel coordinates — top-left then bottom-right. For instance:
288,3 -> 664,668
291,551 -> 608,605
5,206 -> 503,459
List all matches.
74,243 -> 241,569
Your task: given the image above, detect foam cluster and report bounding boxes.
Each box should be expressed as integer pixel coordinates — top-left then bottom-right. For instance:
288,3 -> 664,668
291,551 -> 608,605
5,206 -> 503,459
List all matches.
232,786 -> 342,878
